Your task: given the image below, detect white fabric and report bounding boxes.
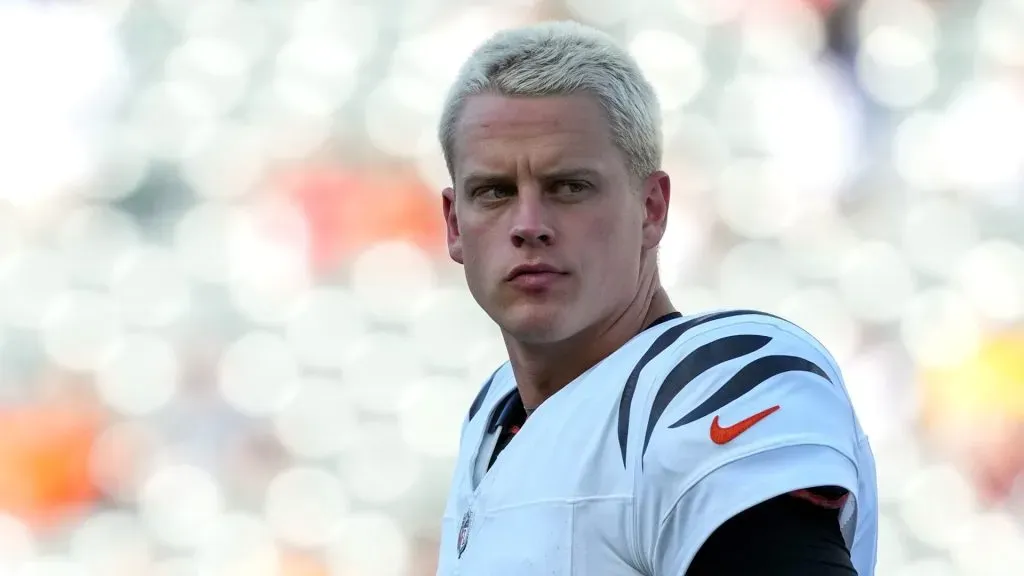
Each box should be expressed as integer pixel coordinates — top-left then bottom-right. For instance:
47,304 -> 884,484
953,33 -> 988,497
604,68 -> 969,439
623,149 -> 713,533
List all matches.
436,311 -> 878,576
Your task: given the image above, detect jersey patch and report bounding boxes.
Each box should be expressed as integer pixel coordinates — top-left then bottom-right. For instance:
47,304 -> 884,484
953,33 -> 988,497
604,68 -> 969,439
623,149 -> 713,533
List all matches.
617,309 -> 782,466
457,509 -> 473,557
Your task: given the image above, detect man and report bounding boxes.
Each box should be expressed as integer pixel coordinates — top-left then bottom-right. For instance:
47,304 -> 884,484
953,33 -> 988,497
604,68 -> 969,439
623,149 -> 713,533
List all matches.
434,20 -> 878,576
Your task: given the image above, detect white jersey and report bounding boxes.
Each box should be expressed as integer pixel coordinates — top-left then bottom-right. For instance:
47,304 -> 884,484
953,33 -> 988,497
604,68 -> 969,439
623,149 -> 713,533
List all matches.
436,310 -> 878,576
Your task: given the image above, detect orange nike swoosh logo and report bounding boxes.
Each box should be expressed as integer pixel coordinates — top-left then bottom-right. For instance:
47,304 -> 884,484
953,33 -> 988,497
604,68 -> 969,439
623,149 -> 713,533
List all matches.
710,405 -> 780,445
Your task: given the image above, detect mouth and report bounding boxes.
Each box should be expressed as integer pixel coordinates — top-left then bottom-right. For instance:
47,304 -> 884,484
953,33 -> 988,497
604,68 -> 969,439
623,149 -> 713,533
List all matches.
505,264 -> 566,281
505,264 -> 568,291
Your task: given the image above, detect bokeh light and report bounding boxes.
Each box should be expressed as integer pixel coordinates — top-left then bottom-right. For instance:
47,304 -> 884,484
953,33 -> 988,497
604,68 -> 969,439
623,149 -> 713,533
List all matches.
939,80 -> 1024,192
218,331 -> 300,416
273,376 -> 359,459
69,510 -> 152,576
264,466 -> 349,548
956,241 -> 1024,322
0,2 -> 1021,575
42,290 -> 123,372
109,246 -> 191,327
326,512 -> 410,576
839,241 -> 917,324
398,375 -> 476,458
96,334 -> 179,416
629,30 -> 706,111
195,512 -> 280,576
285,288 -> 366,370
350,241 -> 438,324
139,464 -> 224,550
0,513 -> 34,573
341,422 -> 423,504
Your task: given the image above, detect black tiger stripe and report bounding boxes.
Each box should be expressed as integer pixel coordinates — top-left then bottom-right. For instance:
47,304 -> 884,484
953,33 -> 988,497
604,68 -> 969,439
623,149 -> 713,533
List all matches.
618,309 -> 781,466
617,323 -> 694,465
467,367 -> 500,422
640,334 -> 772,462
669,354 -> 833,429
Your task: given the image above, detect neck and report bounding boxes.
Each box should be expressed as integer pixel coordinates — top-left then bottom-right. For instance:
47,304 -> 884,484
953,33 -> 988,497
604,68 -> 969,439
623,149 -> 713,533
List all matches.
504,284 -> 675,412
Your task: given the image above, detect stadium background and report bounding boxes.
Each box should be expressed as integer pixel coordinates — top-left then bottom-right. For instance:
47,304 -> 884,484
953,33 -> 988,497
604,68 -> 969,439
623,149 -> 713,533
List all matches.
0,0 -> 1022,574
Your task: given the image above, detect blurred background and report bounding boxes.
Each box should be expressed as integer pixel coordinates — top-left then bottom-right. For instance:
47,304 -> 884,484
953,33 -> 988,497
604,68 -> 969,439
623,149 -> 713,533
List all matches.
0,0 -> 1021,574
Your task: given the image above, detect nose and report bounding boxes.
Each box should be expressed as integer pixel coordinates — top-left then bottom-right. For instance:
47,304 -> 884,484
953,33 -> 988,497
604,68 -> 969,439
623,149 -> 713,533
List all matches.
509,191 -> 554,248
511,225 -> 553,248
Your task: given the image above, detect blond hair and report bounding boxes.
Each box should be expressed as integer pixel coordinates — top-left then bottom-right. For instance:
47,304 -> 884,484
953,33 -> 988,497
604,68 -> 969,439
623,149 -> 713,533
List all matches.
438,21 -> 662,181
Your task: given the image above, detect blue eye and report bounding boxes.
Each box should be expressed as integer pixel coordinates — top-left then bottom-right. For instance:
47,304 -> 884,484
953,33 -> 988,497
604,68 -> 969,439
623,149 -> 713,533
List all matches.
475,186 -> 515,200
556,181 -> 589,194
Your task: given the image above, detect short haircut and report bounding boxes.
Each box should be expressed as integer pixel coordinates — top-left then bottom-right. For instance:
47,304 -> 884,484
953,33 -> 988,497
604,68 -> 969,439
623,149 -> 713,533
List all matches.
438,20 -> 663,182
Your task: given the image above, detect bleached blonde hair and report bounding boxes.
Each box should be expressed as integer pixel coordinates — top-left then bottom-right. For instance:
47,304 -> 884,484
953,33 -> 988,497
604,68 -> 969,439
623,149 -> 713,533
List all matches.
438,21 -> 662,181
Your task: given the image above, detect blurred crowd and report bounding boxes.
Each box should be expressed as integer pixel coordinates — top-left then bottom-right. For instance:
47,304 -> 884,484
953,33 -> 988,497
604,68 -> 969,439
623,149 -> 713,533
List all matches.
0,0 -> 1022,574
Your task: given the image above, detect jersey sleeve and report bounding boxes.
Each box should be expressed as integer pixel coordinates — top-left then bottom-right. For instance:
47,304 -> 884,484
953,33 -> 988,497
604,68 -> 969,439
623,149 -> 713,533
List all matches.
631,320 -> 865,576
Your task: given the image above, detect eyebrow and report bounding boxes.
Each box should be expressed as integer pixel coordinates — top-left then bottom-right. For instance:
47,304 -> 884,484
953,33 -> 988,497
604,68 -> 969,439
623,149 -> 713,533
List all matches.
541,168 -> 602,182
461,167 -> 602,188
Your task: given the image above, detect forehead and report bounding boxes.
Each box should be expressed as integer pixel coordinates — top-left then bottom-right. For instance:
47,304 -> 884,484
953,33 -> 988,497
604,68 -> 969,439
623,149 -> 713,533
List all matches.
451,93 -> 627,179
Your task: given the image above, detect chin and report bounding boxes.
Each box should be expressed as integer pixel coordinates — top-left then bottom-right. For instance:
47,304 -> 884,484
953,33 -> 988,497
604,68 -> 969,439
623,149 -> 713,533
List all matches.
496,302 -> 576,344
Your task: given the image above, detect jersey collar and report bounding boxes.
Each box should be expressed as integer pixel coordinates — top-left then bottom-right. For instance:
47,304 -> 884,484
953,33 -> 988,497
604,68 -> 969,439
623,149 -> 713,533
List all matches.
487,312 -> 682,434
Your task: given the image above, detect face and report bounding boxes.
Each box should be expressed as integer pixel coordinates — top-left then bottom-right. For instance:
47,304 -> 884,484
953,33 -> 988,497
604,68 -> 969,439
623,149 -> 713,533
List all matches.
442,94 -> 670,344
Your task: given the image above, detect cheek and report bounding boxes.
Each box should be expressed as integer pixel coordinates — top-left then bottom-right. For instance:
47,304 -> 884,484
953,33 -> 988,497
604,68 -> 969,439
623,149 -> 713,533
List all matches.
458,241 -> 493,308
575,215 -> 636,282
458,222 -> 503,277
589,202 -> 643,251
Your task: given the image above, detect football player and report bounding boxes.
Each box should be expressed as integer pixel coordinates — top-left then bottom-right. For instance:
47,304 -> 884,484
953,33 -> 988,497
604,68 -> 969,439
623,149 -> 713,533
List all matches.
434,21 -> 878,576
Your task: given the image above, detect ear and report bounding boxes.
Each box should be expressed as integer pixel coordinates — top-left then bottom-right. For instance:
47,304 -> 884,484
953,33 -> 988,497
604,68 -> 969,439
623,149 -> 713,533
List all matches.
442,187 -> 464,264
641,170 -> 671,250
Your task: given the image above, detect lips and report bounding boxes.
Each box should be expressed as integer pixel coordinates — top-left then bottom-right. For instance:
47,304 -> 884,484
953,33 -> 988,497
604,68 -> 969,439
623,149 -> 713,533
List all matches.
504,263 -> 568,291
505,263 -> 565,281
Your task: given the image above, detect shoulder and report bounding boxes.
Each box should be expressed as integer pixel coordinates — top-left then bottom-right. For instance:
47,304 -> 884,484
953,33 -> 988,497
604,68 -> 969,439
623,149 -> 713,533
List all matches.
616,309 -> 849,468
624,308 -> 859,469
665,309 -> 846,417
626,310 -> 867,575
652,308 -> 839,375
